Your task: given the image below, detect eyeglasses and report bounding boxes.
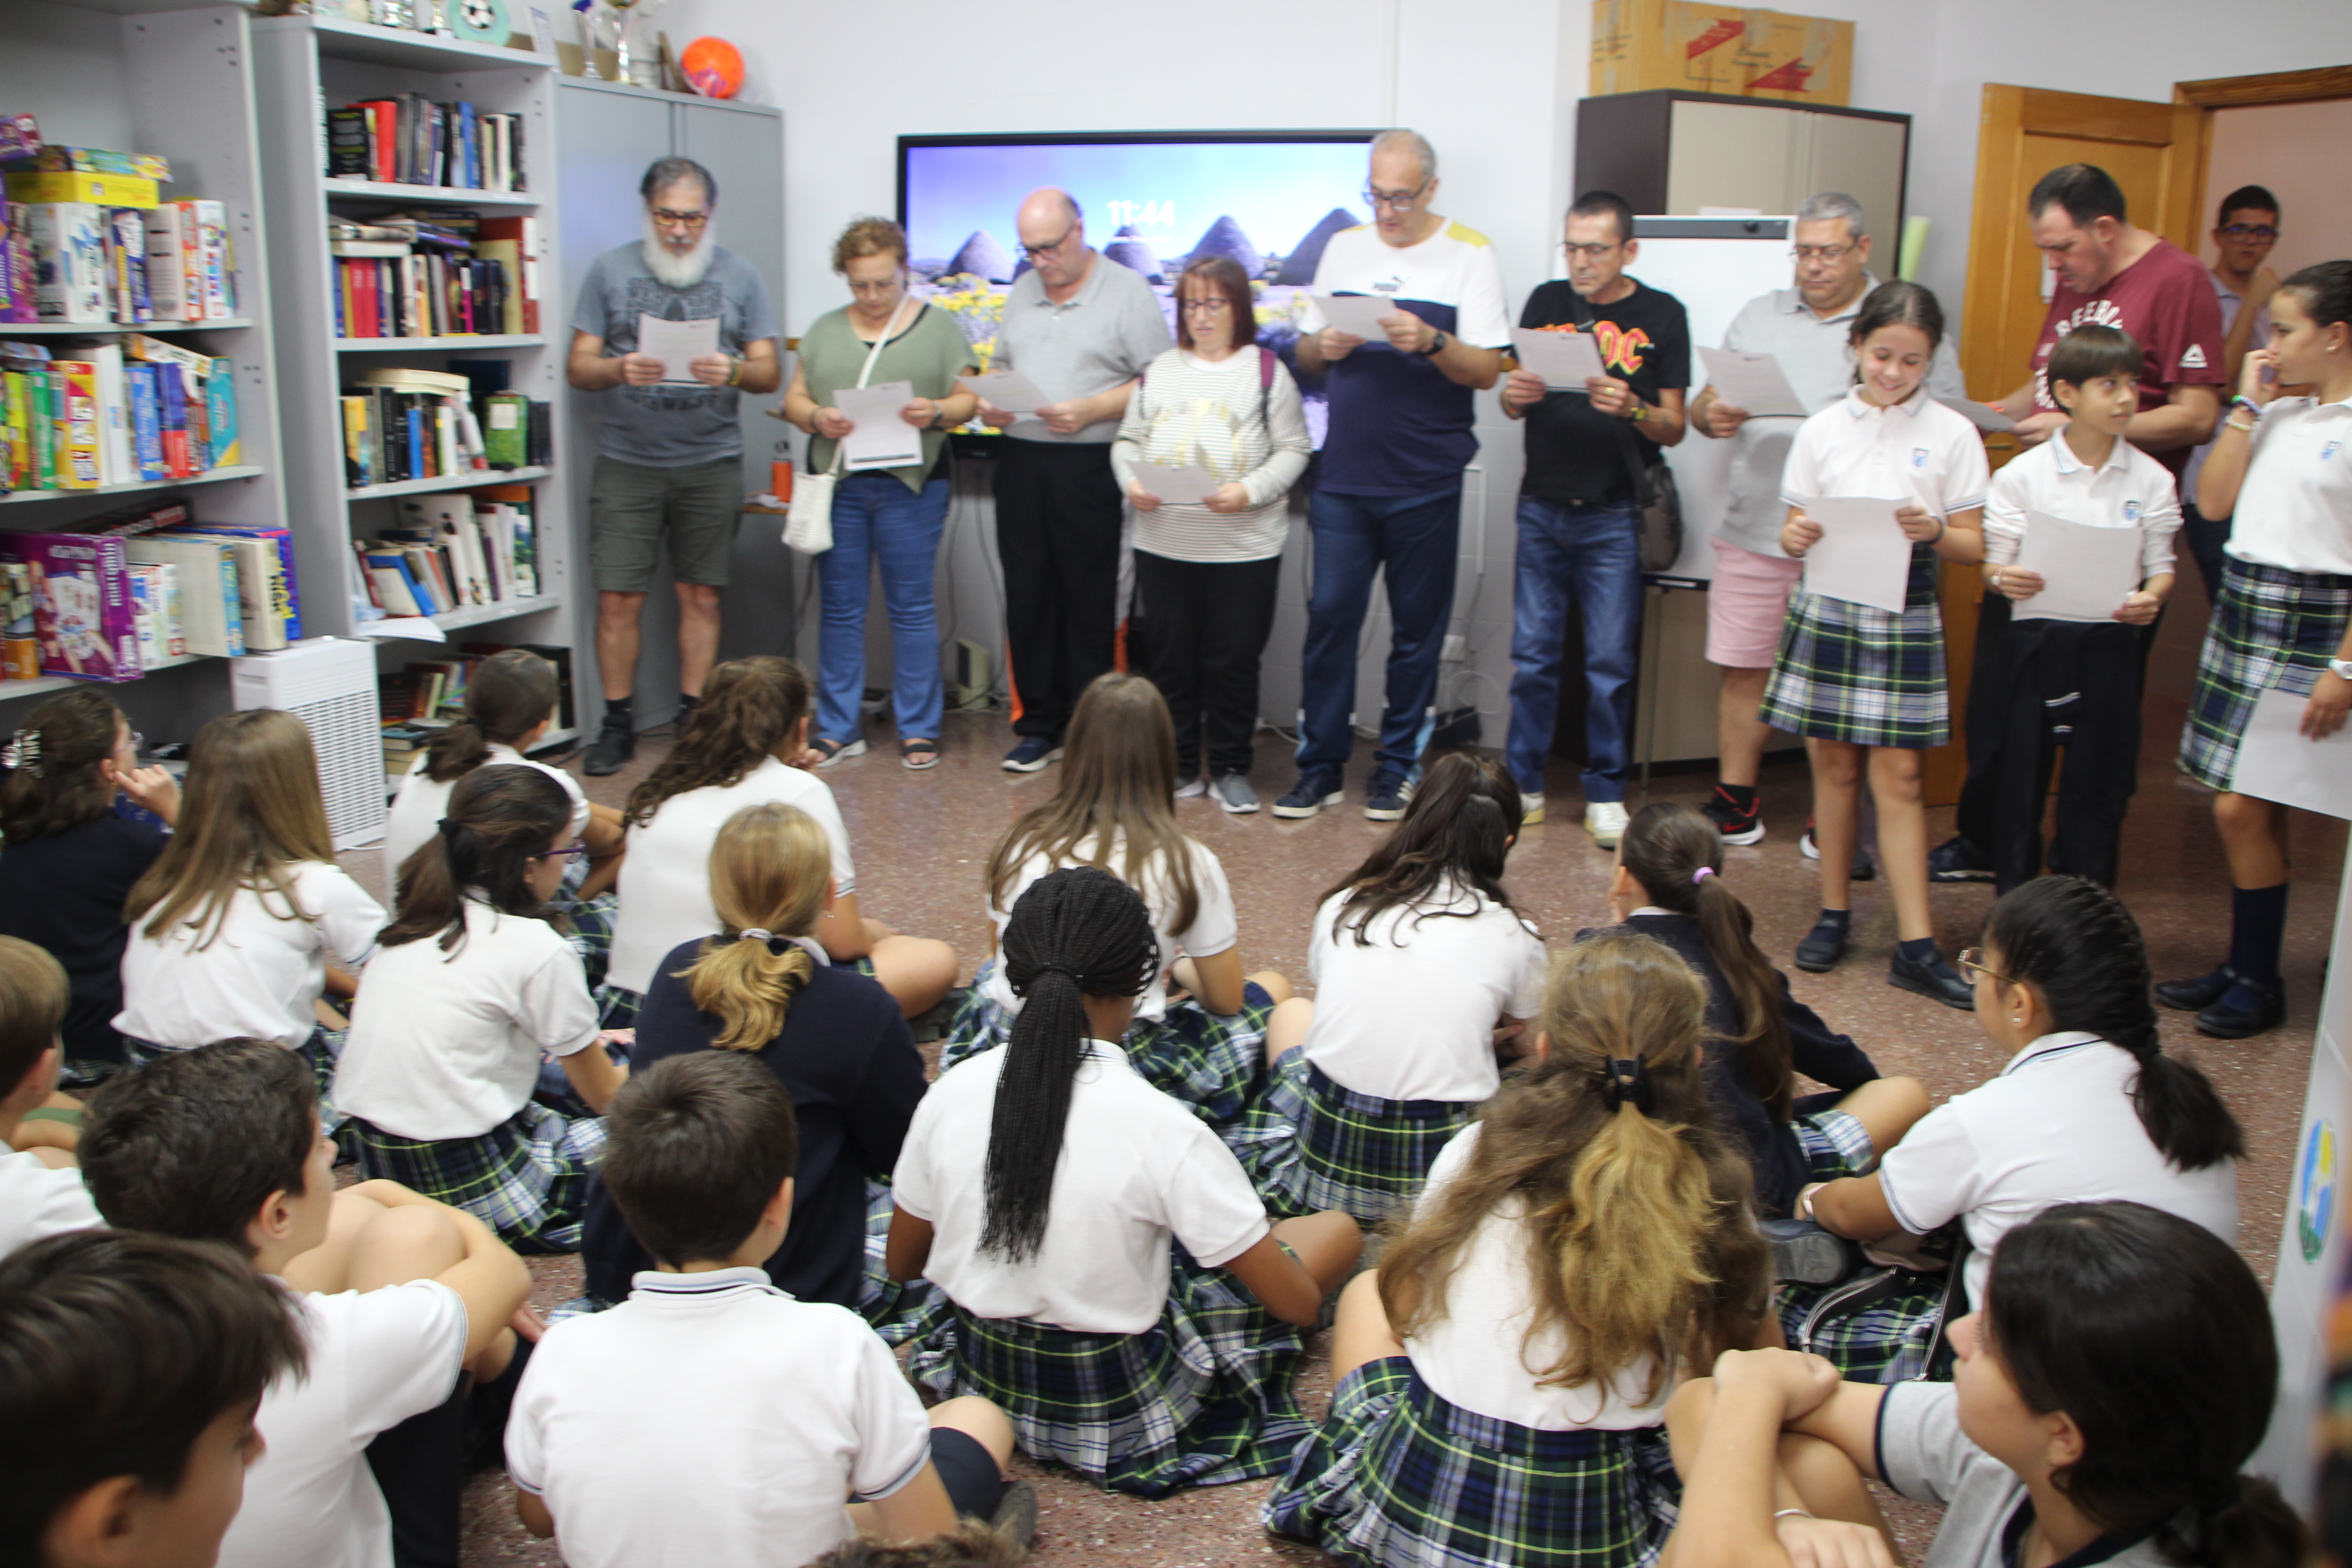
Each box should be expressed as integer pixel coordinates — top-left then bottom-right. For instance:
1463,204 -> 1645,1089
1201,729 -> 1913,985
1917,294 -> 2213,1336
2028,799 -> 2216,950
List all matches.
1180,297 -> 1231,315
846,277 -> 903,295
118,730 -> 144,756
1955,947 -> 2014,985
1791,244 -> 1859,263
1563,241 -> 1622,261
650,208 -> 710,227
533,841 -> 590,862
1363,182 -> 1431,213
1019,224 -> 1076,261
2219,224 -> 2279,241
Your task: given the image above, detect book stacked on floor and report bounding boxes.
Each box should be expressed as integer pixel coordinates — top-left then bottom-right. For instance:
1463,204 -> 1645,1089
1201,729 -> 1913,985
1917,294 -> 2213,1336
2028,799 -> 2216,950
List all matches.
325,97 -> 526,192
340,365 -> 545,487
0,337 -> 240,494
332,212 -> 540,339
355,483 -> 540,620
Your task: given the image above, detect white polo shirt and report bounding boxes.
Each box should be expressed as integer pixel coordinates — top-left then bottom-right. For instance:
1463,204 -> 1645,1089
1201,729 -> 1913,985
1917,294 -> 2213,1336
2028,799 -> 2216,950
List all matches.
219,1280 -> 468,1568
381,744 -> 591,882
332,900 -> 601,1140
0,1148 -> 102,1257
893,1042 -> 1269,1335
1782,388 -> 1991,522
607,757 -> 855,997
979,834 -> 1237,1025
1301,884 -> 1547,1103
1876,1032 -> 2239,1309
1401,1126 -> 1669,1431
506,1268 -> 931,1568
2226,394 -> 2352,577
1982,428 -> 2181,580
116,861 -> 385,1049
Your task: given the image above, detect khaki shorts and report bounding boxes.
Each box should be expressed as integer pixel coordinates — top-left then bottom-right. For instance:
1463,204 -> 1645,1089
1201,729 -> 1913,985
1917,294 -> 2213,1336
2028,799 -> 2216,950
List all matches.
587,454 -> 744,592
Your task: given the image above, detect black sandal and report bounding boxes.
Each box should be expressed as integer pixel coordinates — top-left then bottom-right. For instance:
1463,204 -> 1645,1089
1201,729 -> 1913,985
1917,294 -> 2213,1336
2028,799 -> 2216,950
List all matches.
900,738 -> 941,771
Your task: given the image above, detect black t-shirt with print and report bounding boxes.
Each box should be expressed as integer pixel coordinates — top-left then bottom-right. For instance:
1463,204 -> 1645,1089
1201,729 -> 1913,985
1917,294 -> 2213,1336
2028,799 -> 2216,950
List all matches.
1517,278 -> 1691,505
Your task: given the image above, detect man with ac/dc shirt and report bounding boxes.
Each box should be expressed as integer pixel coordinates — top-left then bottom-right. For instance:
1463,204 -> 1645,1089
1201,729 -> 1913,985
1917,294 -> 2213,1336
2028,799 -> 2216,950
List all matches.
1500,190 -> 1688,848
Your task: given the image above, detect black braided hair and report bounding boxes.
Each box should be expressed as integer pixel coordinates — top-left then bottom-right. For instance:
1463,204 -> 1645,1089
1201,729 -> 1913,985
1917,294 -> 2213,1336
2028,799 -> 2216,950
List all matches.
980,865 -> 1158,1263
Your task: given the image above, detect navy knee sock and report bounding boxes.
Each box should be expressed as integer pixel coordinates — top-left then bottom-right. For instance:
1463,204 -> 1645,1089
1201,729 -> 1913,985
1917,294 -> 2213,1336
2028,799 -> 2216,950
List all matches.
2227,883 -> 2288,989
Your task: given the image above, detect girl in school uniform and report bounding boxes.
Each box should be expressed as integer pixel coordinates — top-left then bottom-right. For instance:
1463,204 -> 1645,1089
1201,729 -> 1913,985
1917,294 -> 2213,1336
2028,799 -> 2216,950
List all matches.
602,655 -> 956,1026
2164,259 -> 2352,1040
1664,1203 -> 2305,1568
1782,875 -> 2242,1383
1259,750 -> 1546,1225
1597,802 -> 1927,1220
115,709 -> 383,1092
1263,931 -> 1769,1568
888,866 -> 1360,1497
582,800 -> 927,1315
1761,280 -> 1989,1009
333,765 -> 623,1250
942,671 -> 1291,1174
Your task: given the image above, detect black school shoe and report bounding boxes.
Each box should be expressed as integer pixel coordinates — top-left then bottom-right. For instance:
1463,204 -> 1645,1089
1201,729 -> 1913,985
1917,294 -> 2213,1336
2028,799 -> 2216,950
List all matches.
1928,834 -> 1995,883
1793,915 -> 1849,973
581,721 -> 635,777
1890,948 -> 1975,1010
2194,976 -> 2287,1040
2155,964 -> 2238,1012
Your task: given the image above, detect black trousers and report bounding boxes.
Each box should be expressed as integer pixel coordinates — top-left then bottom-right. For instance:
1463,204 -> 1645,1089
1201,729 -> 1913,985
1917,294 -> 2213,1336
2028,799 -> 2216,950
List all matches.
364,1378 -> 468,1568
993,439 -> 1123,739
1953,596 -> 2143,893
1131,550 -> 1283,778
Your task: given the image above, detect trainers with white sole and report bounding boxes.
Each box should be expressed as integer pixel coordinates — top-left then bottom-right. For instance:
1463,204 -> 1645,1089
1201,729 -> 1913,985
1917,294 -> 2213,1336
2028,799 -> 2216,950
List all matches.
1519,790 -> 1546,825
1210,774 -> 1259,813
1175,777 -> 1207,799
1586,800 -> 1630,847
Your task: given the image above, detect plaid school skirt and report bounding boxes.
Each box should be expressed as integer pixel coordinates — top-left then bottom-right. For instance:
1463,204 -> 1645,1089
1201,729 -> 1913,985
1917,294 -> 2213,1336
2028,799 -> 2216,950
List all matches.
2180,559 -> 2352,790
125,1026 -> 345,1130
1761,548 -> 1949,749
902,1247 -> 1310,1497
1264,1357 -> 1681,1568
1260,1047 -> 1478,1226
345,1102 -> 607,1254
1794,1107 -> 1877,1183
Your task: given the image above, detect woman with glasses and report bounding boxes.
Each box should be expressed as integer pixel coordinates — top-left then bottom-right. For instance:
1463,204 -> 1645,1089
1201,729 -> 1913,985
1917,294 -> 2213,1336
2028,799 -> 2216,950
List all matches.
1112,258 -> 1311,812
777,216 -> 980,771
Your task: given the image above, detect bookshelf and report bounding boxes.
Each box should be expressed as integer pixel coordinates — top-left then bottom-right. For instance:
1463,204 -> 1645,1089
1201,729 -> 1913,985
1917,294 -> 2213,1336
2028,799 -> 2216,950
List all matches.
0,0 -> 289,735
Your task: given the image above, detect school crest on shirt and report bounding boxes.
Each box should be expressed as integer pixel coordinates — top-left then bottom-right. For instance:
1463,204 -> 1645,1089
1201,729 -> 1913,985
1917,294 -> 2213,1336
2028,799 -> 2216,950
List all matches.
2324,441 -> 2343,462
1911,447 -> 1929,470
2124,500 -> 2142,522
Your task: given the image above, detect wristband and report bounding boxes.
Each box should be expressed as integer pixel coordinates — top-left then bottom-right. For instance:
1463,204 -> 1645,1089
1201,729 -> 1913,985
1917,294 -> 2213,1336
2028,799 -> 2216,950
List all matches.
1775,1509 -> 1816,1523
2232,394 -> 2263,417
726,355 -> 744,387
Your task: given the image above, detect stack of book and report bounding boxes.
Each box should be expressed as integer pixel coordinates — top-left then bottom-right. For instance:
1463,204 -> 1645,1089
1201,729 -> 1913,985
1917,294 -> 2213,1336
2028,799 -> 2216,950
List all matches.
1,337 -> 240,494
331,211 -> 539,339
355,483 -> 540,619
325,97 -> 526,192
340,366 -> 544,489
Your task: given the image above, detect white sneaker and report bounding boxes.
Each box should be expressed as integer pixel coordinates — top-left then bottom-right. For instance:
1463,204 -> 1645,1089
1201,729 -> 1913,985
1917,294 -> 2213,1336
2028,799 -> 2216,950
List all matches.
1585,800 -> 1630,848
1175,777 -> 1207,800
1520,790 -> 1546,825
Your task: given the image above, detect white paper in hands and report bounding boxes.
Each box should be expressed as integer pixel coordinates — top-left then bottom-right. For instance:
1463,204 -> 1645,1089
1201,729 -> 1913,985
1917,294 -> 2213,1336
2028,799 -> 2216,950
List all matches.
1131,462 -> 1221,505
1801,497 -> 1914,614
2010,510 -> 2142,622
636,313 -> 719,384
1697,347 -> 1808,417
2230,684 -> 2352,818
1940,397 -> 2015,434
959,370 -> 1050,417
1313,294 -> 1406,340
834,381 -> 921,471
1512,327 -> 1607,389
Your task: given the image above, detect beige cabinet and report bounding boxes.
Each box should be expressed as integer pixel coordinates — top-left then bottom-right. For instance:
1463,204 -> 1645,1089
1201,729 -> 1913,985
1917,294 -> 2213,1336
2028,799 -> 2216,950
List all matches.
1578,89 -> 1910,232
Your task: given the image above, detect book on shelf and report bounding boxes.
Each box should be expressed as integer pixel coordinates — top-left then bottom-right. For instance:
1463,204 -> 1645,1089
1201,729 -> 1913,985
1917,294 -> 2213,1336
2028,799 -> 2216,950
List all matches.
353,484 -> 539,622
9,199 -> 230,327
340,377 -> 539,488
4,146 -> 172,183
1,205 -> 35,325
1,561 -> 39,681
329,210 -> 536,340
0,340 -> 238,493
325,97 -> 525,193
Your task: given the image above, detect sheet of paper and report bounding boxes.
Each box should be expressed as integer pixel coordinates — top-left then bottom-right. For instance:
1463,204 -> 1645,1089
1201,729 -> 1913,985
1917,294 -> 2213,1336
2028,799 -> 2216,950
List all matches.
1800,496 -> 1914,614
2009,509 -> 2143,623
834,381 -> 921,471
2230,685 -> 2352,820
1511,327 -> 1607,390
1313,294 -> 1408,340
1131,462 -> 1220,505
1939,397 -> 2014,434
635,313 -> 718,384
1697,346 -> 1808,417
959,369 -> 1050,417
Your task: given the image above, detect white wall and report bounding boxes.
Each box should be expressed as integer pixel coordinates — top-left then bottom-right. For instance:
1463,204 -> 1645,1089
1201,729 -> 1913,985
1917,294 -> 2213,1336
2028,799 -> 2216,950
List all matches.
2206,98 -> 2352,279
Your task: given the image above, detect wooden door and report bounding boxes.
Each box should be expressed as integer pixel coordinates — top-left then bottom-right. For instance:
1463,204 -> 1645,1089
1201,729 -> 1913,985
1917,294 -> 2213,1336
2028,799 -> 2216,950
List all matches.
1929,85 -> 2206,804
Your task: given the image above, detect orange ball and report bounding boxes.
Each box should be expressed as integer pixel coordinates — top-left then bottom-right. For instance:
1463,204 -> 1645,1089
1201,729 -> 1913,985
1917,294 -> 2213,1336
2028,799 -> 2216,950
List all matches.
680,36 -> 744,99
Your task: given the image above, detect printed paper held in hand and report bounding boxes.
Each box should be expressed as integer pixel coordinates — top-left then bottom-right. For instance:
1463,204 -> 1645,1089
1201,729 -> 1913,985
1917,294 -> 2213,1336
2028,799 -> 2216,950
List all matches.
1939,397 -> 2015,434
959,370 -> 1050,417
636,314 -> 719,384
2010,510 -> 2141,622
1313,294 -> 1406,340
835,382 -> 921,472
1132,462 -> 1220,505
1800,497 -> 1914,614
2230,685 -> 2352,819
1512,327 -> 1607,389
1697,347 -> 1807,417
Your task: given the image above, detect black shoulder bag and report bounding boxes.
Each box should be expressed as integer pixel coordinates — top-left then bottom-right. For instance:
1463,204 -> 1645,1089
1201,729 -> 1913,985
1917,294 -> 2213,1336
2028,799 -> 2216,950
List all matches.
1566,288 -> 1683,573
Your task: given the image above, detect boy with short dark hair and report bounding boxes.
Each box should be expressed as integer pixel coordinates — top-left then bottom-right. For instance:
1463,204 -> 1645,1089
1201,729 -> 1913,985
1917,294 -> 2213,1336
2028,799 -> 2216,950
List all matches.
810,1519 -> 1029,1568
508,1053 -> 1029,1567
0,936 -> 102,1258
79,1039 -> 533,1568
0,1229 -> 305,1568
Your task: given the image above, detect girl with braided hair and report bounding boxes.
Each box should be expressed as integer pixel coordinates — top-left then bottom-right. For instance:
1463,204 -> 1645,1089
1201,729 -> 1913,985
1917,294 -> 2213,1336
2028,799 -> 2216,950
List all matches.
334,765 -> 622,1250
1264,932 -> 1769,1568
888,865 -> 1360,1496
1782,876 -> 2242,1383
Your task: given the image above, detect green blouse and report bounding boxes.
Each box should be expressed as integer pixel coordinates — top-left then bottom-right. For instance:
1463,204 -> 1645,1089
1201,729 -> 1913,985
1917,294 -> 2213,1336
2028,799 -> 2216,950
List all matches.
799,300 -> 977,491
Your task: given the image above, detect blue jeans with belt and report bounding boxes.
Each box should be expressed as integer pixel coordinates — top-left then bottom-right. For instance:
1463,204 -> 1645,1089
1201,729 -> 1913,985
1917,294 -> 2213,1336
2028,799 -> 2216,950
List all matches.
1505,495 -> 1641,804
1295,485 -> 1462,778
815,472 -> 949,744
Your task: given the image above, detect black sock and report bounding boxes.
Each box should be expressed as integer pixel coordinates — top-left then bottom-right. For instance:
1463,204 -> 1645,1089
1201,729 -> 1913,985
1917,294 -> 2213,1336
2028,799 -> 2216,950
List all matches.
1896,936 -> 1940,964
601,695 -> 633,731
1814,907 -> 1851,929
677,692 -> 699,714
2227,883 -> 2289,988
1717,783 -> 1759,810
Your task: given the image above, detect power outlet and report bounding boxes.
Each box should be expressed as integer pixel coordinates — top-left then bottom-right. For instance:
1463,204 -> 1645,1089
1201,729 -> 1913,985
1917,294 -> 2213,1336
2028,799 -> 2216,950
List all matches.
1441,633 -> 1468,662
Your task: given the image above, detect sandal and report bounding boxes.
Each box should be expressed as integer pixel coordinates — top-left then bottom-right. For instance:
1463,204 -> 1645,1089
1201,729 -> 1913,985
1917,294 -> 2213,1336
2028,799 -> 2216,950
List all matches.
810,737 -> 867,768
900,738 -> 941,771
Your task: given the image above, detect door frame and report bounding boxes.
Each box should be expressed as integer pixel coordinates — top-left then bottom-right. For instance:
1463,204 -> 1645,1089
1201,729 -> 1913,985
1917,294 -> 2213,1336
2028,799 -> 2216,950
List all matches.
2175,66 -> 2352,252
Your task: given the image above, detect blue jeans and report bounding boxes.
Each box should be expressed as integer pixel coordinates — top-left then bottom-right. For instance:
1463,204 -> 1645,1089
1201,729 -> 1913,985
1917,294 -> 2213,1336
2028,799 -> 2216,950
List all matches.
1296,485 -> 1461,777
1505,496 -> 1641,804
815,472 -> 949,744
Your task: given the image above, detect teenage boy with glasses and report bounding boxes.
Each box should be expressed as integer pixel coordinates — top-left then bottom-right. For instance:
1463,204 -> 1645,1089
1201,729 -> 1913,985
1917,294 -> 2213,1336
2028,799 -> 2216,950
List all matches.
2178,185 -> 2285,605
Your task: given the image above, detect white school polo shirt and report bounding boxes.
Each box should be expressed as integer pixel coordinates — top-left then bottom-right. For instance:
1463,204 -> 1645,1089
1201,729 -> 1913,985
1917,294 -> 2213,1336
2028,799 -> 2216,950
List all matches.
1782,388 -> 1990,523
1982,429 -> 2181,581
893,1042 -> 1269,1335
979,834 -> 1238,1025
506,1268 -> 931,1568
1402,1126 -> 1668,1431
0,1148 -> 102,1257
606,756 -> 856,997
218,1280 -> 468,1568
115,861 -> 385,1049
1876,1032 -> 2239,1310
332,901 -> 601,1139
2226,394 -> 2352,577
381,744 -> 592,883
1301,884 -> 1547,1103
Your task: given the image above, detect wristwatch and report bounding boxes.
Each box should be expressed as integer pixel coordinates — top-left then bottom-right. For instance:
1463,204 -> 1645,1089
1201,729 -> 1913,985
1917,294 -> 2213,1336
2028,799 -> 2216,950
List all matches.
1425,329 -> 1450,357
2330,658 -> 2352,682
1625,401 -> 1647,423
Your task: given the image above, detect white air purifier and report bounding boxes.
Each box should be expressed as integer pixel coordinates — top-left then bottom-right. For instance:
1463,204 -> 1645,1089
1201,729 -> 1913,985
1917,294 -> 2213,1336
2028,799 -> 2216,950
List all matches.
232,638 -> 387,850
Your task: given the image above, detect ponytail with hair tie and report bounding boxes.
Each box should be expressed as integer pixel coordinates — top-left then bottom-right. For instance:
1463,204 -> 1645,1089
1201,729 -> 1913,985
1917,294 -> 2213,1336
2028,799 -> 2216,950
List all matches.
1600,1055 -> 1655,1115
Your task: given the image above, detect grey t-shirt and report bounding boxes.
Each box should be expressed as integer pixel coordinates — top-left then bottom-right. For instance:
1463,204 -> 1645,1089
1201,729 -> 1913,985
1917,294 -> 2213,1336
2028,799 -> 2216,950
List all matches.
571,242 -> 780,468
992,250 -> 1171,445
1879,1383 -> 2174,1568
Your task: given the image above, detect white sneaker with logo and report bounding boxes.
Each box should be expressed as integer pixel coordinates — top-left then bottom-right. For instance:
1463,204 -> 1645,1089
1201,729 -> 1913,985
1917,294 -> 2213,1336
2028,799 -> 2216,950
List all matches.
1585,800 -> 1630,848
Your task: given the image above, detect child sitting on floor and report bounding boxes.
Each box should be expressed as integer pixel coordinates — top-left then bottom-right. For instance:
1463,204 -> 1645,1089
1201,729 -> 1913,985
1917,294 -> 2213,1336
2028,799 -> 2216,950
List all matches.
0,939 -> 103,1258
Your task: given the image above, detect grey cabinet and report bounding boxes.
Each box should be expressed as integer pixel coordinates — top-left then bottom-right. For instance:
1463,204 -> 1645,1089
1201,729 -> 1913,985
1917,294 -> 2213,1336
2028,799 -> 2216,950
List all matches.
1576,90 -> 1908,233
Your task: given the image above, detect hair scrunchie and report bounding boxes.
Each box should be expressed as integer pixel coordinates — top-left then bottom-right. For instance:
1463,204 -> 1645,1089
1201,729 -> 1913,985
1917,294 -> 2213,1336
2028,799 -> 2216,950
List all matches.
3,729 -> 42,778
735,927 -> 791,955
1691,866 -> 1716,886
1600,1055 -> 1655,1115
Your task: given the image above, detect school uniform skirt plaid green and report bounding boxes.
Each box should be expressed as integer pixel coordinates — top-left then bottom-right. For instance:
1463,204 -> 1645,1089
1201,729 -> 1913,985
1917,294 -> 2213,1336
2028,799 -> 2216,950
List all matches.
1260,1047 -> 1477,1226
2179,559 -> 2352,789
344,1102 -> 606,1253
1761,547 -> 1950,750
1265,1357 -> 1681,1568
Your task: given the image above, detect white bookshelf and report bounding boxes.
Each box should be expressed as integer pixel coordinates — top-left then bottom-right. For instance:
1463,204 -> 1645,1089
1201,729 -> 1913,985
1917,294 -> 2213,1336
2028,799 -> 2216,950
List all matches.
251,13 -> 573,663
0,0 -> 288,736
